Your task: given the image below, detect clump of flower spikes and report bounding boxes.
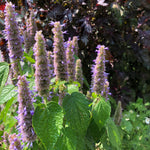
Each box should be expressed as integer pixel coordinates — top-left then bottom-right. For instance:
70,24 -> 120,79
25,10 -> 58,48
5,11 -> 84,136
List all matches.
114,101 -> 122,126
75,59 -> 83,90
72,36 -> 79,56
66,38 -> 76,82
8,133 -> 23,150
34,30 -> 50,97
52,21 -> 67,81
17,75 -> 36,143
4,2 -> 23,78
91,45 -> 110,100
24,9 -> 37,53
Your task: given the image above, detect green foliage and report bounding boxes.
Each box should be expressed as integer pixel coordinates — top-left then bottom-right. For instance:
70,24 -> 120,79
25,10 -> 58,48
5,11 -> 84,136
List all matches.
0,62 -> 9,94
120,98 -> 150,150
0,84 -> 17,105
33,102 -> 64,150
106,118 -> 121,150
63,92 -> 91,136
92,97 -> 111,131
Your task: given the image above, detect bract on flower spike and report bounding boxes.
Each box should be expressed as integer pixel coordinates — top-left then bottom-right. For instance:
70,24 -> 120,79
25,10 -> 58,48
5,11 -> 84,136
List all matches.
17,75 -> 36,143
52,21 -> 67,81
75,59 -> 83,90
4,2 -> 23,79
66,38 -> 75,82
34,30 -> 50,97
91,45 -> 110,100
8,133 -> 23,150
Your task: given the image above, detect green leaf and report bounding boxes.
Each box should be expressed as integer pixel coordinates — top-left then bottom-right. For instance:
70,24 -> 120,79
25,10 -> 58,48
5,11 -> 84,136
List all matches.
0,62 -> 9,93
121,118 -> 133,133
33,102 -> 64,150
67,84 -> 79,94
23,52 -> 35,64
106,118 -> 121,150
92,97 -> 111,131
63,92 -> 90,136
0,97 -> 15,124
0,84 -> 17,105
55,127 -> 77,150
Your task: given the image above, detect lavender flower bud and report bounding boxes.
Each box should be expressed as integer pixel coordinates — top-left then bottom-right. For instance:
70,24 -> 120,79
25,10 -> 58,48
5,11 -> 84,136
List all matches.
4,2 -> 23,61
52,22 -> 67,81
114,101 -> 122,126
91,45 -> 110,99
66,38 -> 75,82
47,51 -> 54,77
72,36 -> 79,56
75,59 -> 83,90
34,31 -> 50,97
9,133 -> 23,150
17,75 -> 36,142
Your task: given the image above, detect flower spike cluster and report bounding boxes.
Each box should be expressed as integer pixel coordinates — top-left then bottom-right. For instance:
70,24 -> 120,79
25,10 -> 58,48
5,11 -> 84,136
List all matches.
17,75 -> 36,143
4,2 -> 23,78
8,133 -> 23,150
91,45 -> 110,100
34,31 -> 50,97
52,21 -> 67,81
66,38 -> 76,82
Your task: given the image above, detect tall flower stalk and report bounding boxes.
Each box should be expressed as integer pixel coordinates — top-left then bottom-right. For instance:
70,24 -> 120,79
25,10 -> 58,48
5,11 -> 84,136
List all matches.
24,10 -> 37,53
91,45 -> 110,100
72,36 -> 79,56
17,75 -> 36,143
52,21 -> 67,81
75,59 -> 83,90
4,2 -> 23,79
66,38 -> 75,82
34,31 -> 50,100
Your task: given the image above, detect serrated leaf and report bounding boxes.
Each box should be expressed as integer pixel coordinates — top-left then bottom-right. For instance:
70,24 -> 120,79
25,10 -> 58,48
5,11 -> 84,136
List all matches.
63,92 -> 90,136
0,62 -> 9,93
0,97 -> 15,124
92,97 -> 111,131
55,127 -> 77,150
33,102 -> 64,150
0,84 -> 17,105
106,118 -> 121,150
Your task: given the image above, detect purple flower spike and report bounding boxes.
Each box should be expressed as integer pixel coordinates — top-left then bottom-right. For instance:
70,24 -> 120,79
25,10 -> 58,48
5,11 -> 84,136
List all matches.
52,21 -> 67,81
66,38 -> 75,82
91,45 -> 110,100
9,133 -> 23,150
75,59 -> 83,90
34,31 -> 50,97
4,2 -> 23,78
17,75 -> 36,143
24,10 -> 37,53
72,36 -> 79,56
